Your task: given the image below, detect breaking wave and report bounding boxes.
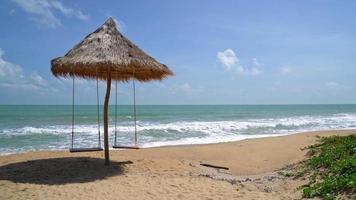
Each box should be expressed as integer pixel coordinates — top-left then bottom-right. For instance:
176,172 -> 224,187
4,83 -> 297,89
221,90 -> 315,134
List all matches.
1,113 -> 356,154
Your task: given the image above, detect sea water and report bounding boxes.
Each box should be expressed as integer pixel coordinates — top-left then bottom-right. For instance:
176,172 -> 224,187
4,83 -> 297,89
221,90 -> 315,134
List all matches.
0,105 -> 356,154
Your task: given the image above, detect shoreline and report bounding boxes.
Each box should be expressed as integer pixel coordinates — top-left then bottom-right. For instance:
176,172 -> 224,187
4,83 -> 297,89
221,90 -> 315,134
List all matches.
143,128 -> 356,149
2,128 -> 355,156
1,129 -> 355,199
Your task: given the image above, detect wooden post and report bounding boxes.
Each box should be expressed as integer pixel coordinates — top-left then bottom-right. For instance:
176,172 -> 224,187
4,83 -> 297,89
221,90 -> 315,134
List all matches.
104,72 -> 111,165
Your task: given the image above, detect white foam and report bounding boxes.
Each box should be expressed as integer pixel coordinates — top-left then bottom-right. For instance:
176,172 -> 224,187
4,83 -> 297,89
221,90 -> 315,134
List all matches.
2,113 -> 356,137
1,113 -> 356,154
141,133 -> 288,148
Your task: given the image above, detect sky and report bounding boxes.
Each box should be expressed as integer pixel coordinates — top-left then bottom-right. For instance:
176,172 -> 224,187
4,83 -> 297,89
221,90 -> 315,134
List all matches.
0,0 -> 355,105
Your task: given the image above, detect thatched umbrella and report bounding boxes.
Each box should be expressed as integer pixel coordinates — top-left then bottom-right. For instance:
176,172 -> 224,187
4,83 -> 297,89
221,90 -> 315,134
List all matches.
51,17 -> 173,165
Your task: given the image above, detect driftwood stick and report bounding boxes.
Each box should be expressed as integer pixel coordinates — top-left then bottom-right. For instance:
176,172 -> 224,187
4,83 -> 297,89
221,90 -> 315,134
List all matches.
200,163 -> 229,170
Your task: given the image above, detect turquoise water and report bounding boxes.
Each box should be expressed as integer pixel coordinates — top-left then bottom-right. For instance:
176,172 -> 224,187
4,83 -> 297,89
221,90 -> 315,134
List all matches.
1,105 -> 356,154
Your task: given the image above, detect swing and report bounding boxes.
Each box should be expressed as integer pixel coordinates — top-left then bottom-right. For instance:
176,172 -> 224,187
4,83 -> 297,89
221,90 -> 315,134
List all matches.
69,73 -> 103,153
112,79 -> 140,149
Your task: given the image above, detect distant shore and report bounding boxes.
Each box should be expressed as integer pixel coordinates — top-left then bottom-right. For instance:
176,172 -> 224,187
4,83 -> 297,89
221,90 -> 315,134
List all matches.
0,129 -> 355,200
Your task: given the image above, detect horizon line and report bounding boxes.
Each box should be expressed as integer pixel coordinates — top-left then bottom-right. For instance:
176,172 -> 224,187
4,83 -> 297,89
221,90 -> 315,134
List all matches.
1,103 -> 355,106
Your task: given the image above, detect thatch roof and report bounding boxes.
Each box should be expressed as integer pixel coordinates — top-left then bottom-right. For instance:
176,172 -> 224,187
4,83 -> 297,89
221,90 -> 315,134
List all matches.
51,17 -> 173,82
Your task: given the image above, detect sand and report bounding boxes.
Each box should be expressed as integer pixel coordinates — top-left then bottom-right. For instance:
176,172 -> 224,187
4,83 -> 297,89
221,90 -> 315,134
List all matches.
0,129 -> 355,200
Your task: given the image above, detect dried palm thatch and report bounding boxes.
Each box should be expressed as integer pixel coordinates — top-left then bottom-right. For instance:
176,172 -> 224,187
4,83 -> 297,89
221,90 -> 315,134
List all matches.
51,17 -> 173,81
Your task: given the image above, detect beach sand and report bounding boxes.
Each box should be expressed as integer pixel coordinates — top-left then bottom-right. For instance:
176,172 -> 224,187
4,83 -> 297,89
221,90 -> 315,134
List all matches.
0,129 -> 354,200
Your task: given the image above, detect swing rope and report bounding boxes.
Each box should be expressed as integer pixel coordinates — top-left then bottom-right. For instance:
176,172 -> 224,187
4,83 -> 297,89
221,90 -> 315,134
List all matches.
133,79 -> 137,145
112,76 -> 139,149
96,72 -> 101,148
71,72 -> 75,149
114,80 -> 118,146
69,69 -> 102,152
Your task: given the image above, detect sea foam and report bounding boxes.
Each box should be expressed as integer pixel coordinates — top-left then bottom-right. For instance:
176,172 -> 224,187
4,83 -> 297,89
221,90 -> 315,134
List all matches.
1,113 -> 356,154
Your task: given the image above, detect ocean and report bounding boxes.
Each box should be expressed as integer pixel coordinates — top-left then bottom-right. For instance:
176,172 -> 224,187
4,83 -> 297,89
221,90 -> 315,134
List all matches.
0,104 -> 356,154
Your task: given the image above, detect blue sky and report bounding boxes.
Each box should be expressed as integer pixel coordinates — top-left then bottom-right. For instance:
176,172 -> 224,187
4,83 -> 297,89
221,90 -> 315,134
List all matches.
0,0 -> 355,105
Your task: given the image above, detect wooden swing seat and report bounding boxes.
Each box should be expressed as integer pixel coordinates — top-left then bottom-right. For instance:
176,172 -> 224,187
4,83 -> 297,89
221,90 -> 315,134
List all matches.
70,147 -> 103,153
112,145 -> 140,149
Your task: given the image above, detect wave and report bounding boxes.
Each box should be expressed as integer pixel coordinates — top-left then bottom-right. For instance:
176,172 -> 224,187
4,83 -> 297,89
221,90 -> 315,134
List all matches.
2,113 -> 355,136
1,113 -> 356,154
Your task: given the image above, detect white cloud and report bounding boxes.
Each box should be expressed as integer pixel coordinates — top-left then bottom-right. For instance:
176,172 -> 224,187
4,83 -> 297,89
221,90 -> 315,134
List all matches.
50,1 -> 88,21
325,81 -> 350,90
58,77 -> 92,86
217,49 -> 262,75
172,83 -> 192,93
326,82 -> 339,88
280,66 -> 293,75
249,67 -> 262,75
12,0 -> 89,28
252,58 -> 262,67
154,82 -> 167,89
250,58 -> 263,75
0,49 -> 24,83
0,48 -> 51,91
217,49 -> 240,71
30,72 -> 48,87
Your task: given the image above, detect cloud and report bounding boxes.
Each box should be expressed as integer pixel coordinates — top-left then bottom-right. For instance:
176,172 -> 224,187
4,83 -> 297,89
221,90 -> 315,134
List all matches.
217,49 -> 262,76
280,66 -> 293,75
0,49 -> 24,83
171,83 -> 193,93
0,48 -> 52,91
325,81 -> 350,90
217,49 -> 240,71
57,77 -> 92,86
12,0 -> 89,28
249,67 -> 262,75
252,58 -> 262,67
29,72 -> 49,87
250,58 -> 263,75
50,1 -> 88,21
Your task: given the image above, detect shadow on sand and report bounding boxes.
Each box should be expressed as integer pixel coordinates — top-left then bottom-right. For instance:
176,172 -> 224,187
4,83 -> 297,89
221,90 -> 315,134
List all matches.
0,157 -> 132,185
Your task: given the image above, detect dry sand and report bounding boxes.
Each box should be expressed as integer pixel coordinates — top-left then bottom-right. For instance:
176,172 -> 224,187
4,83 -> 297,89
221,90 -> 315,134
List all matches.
0,129 -> 355,200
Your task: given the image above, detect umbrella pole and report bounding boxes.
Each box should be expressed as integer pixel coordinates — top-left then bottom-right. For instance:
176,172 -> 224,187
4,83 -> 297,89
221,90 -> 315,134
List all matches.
104,73 -> 111,165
